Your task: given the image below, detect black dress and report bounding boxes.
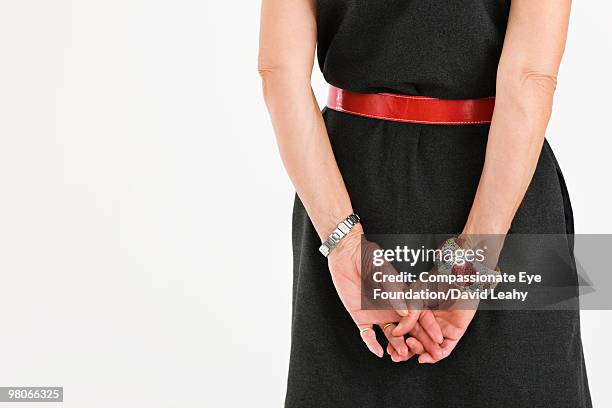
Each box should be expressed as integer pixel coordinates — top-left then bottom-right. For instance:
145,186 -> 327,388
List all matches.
286,1 -> 592,407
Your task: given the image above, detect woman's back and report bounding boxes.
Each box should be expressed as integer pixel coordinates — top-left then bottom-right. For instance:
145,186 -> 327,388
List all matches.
316,0 -> 511,98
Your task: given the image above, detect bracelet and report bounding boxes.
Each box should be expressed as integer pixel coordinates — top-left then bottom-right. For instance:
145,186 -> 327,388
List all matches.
435,237 -> 501,292
318,214 -> 361,257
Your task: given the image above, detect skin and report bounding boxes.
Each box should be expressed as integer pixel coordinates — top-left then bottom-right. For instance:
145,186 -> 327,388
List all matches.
258,0 -> 572,363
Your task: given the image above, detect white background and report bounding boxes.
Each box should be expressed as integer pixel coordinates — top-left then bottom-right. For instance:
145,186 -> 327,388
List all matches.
0,1 -> 610,407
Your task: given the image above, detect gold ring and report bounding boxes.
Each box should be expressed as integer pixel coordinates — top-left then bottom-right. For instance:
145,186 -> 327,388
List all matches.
382,323 -> 394,331
359,327 -> 373,335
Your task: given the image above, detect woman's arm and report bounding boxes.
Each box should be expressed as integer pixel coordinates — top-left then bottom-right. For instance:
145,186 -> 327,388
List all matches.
393,0 -> 573,363
258,0 -> 354,241
259,0 -> 440,360
463,0 -> 572,238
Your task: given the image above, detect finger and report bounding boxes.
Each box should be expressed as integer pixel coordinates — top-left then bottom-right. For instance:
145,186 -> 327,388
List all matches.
438,319 -> 465,341
418,353 -> 436,364
392,310 -> 419,336
418,339 -> 458,364
386,344 -> 396,361
381,323 -> 409,358
387,341 -> 415,362
419,310 -> 444,344
405,337 -> 424,355
359,325 -> 384,358
386,344 -> 403,362
410,322 -> 445,360
440,338 -> 458,358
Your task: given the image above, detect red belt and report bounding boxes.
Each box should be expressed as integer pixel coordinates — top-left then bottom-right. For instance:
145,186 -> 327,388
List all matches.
327,86 -> 495,125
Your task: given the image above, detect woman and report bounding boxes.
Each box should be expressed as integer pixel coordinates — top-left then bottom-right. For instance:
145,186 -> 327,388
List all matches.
259,1 -> 591,407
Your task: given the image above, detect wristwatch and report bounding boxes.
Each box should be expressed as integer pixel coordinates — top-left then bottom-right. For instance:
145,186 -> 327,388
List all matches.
319,214 -> 361,257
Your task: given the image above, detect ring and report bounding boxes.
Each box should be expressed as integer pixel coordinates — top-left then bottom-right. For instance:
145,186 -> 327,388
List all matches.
382,323 -> 394,331
359,327 -> 373,335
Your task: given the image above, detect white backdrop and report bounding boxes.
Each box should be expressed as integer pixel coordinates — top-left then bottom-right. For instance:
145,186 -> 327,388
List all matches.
0,1 -> 610,407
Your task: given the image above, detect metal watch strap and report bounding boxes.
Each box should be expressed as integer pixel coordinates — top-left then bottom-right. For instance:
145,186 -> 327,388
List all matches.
435,237 -> 501,292
319,214 -> 361,257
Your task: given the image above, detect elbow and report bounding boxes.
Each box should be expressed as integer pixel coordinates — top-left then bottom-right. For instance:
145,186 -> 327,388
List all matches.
257,58 -> 280,104
257,49 -> 312,84
257,62 -> 285,105
257,63 -> 309,84
257,59 -> 278,81
498,67 -> 559,99
257,51 -> 290,82
257,46 -> 278,80
257,58 -> 311,105
495,68 -> 559,132
497,68 -> 558,117
520,71 -> 558,97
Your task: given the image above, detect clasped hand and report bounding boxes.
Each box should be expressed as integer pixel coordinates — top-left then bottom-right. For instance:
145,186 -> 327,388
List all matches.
328,228 -> 477,364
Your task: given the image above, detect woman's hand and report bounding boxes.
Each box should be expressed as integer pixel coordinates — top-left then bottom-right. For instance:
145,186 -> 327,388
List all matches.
328,226 -> 444,359
388,308 -> 476,363
414,309 -> 477,364
392,284 -> 479,363
390,260 -> 480,363
327,226 -> 410,358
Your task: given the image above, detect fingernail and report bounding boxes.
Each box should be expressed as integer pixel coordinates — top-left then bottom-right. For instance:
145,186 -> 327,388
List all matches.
397,309 -> 408,316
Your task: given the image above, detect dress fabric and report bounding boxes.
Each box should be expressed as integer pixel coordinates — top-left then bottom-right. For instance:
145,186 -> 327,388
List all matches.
285,1 -> 592,407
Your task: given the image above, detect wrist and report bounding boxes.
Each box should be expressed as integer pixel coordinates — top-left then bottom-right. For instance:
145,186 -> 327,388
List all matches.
327,224 -> 363,265
318,213 -> 362,257
316,209 -> 356,242
456,233 -> 504,270
462,219 -> 510,236
332,223 -> 363,253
